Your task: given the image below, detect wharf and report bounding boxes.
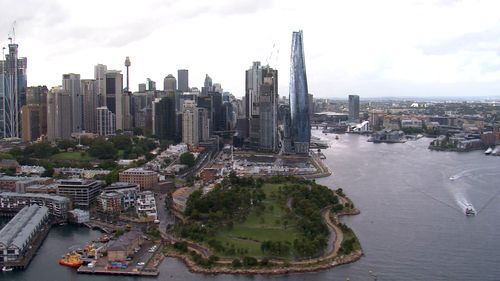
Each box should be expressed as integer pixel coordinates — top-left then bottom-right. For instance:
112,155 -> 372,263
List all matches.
1,223 -> 51,270
77,267 -> 159,276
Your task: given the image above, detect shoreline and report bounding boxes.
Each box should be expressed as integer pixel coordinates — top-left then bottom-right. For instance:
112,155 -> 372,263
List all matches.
164,200 -> 362,275
165,250 -> 363,275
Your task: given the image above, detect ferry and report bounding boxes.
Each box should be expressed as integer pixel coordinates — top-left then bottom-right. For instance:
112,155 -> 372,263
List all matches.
2,266 -> 13,272
59,252 -> 83,268
465,205 -> 475,216
484,147 -> 493,155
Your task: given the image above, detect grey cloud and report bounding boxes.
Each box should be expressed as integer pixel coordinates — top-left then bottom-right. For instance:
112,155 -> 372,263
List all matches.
0,0 -> 68,39
420,28 -> 500,55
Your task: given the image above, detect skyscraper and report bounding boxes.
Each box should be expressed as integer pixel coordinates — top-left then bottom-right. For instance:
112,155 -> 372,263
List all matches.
198,107 -> 209,142
0,43 -> 27,139
21,86 -> 47,141
96,106 -> 116,136
164,74 -> 176,93
245,61 -> 263,146
152,97 -> 176,141
259,67 -> 278,151
348,94 -> 360,122
182,100 -> 198,146
94,64 -> 107,107
105,70 -> 127,130
177,69 -> 189,92
146,78 -> 156,91
245,62 -> 278,151
289,30 -> 310,154
62,73 -> 82,133
21,104 -> 40,141
81,79 -> 98,133
47,87 -> 71,141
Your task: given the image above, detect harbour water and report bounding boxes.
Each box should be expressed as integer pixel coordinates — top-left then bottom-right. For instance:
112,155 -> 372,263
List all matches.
3,132 -> 500,280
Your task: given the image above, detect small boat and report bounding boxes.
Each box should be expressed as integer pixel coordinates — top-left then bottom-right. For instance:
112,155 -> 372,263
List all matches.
465,205 -> 475,216
484,147 -> 493,155
2,266 -> 13,272
335,135 -> 339,140
491,147 -> 498,156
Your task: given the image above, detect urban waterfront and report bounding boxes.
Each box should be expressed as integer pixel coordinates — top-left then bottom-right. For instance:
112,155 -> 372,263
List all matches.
3,132 -> 500,281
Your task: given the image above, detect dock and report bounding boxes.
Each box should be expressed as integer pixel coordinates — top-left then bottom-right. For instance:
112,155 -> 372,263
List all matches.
3,224 -> 51,270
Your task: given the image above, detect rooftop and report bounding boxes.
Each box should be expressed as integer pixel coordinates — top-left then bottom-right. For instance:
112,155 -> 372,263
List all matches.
107,230 -> 142,251
0,205 -> 49,249
0,192 -> 70,203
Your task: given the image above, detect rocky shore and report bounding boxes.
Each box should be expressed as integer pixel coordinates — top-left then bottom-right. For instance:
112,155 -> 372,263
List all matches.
165,250 -> 363,275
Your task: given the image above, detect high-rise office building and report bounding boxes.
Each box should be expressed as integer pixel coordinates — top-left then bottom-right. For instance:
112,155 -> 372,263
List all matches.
152,97 -> 176,141
47,87 -> 71,141
138,83 -> 146,93
164,75 -> 177,93
24,86 -> 48,139
289,30 -> 310,154
0,43 -> 27,139
105,70 -> 127,130
198,107 -> 209,142
96,106 -> 116,136
81,79 -> 98,133
147,78 -> 156,91
62,73 -> 82,133
348,94 -> 360,122
105,70 -> 121,114
245,62 -> 278,151
259,67 -> 278,151
182,100 -> 198,146
21,105 -> 40,141
177,69 -> 189,92
246,61 -> 262,146
94,64 -> 107,107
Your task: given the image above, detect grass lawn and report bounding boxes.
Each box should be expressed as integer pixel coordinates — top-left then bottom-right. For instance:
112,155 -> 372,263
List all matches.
209,183 -> 300,258
52,151 -> 94,161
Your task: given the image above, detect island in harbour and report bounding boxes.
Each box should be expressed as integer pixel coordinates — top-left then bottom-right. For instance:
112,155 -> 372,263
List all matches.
165,173 -> 362,274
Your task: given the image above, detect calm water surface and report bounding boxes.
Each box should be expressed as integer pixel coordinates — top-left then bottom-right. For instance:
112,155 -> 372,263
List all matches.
3,132 -> 500,281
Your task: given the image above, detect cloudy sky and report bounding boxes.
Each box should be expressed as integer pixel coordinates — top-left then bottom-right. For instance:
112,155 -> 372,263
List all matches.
2,0 -> 500,98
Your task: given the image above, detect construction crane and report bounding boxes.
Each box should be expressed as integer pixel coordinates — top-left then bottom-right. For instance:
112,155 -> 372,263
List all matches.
8,21 -> 16,44
265,43 -> 279,67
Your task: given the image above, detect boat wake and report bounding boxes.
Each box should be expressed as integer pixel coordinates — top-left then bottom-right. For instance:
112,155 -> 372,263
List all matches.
454,193 -> 475,215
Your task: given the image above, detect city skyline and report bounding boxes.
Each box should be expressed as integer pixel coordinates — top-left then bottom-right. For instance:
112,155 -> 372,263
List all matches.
2,1 -> 500,98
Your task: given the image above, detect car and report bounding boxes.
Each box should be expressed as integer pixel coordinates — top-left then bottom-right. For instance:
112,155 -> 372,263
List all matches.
137,262 -> 145,266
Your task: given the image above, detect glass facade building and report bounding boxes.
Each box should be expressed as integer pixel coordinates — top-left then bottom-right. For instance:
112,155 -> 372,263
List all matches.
289,31 -> 310,154
1,44 -> 27,138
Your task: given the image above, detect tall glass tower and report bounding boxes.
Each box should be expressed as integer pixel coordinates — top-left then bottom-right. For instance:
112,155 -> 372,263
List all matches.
289,30 -> 310,154
1,43 -> 27,139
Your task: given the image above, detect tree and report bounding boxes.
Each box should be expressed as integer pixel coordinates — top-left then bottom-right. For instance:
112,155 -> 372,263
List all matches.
110,135 -> 132,150
105,169 -> 121,185
89,139 -> 117,159
180,152 -> 195,167
231,258 -> 242,268
56,139 -> 77,150
242,256 -> 258,267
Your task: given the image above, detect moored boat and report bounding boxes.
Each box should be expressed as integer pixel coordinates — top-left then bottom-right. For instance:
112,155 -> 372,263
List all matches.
59,252 -> 83,268
484,147 -> 493,155
2,266 -> 13,272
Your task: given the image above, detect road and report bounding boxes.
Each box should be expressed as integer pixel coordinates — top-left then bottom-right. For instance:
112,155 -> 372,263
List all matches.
154,193 -> 175,239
